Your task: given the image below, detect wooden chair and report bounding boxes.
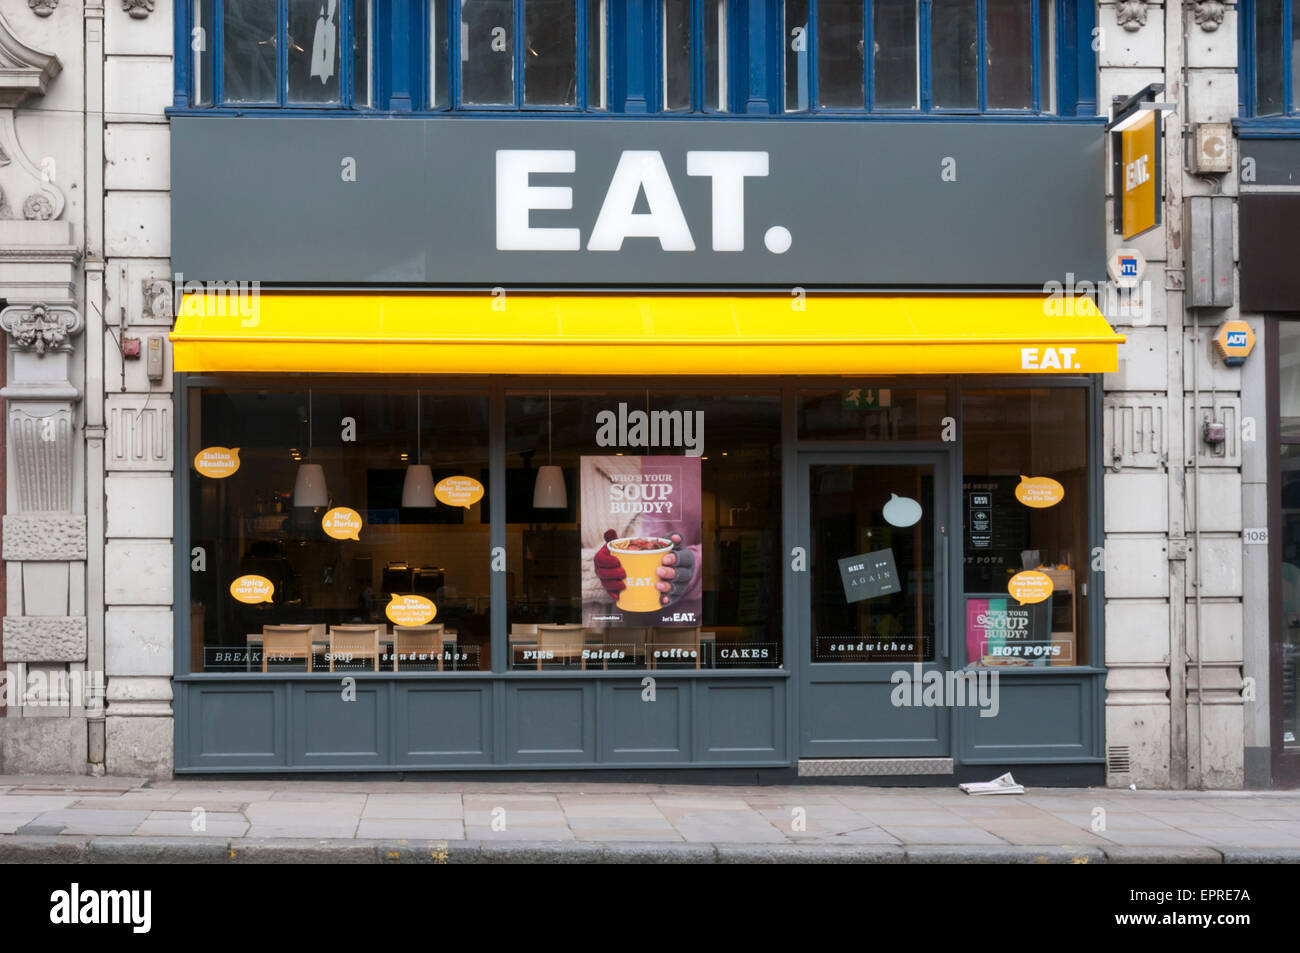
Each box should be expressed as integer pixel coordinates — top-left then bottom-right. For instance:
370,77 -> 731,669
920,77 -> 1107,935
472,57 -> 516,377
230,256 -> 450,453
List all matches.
393,624 -> 445,672
536,624 -> 586,670
261,624 -> 314,673
327,624 -> 382,673
646,627 -> 702,669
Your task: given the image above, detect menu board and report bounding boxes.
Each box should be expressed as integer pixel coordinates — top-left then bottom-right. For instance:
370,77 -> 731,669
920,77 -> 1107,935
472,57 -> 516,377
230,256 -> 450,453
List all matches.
963,475 -> 1030,588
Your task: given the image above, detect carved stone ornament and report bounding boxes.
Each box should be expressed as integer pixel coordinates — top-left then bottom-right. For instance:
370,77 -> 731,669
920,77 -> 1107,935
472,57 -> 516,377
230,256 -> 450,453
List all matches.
123,0 -> 155,18
1193,0 -> 1226,32
0,302 -> 82,355
27,0 -> 57,17
1116,0 -> 1149,32
21,192 -> 51,219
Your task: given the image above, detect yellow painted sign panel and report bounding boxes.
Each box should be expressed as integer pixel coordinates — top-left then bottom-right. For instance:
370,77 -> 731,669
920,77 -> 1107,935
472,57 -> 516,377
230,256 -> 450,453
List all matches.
386,594 -> 437,626
1008,570 -> 1054,606
194,446 -> 240,478
1014,475 -> 1065,509
230,575 -> 274,604
434,476 -> 485,509
321,506 -> 363,540
1121,111 -> 1158,240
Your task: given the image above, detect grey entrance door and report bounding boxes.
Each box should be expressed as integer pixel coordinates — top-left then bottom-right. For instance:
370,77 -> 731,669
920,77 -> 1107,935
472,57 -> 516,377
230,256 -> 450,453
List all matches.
797,452 -> 952,758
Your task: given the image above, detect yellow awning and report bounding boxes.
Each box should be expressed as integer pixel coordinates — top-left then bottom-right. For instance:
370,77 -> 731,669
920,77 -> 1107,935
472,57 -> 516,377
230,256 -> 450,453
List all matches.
171,293 -> 1124,375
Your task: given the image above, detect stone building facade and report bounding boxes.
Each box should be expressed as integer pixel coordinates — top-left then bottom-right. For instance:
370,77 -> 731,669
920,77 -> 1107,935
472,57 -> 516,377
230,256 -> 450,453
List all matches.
0,0 -> 1278,787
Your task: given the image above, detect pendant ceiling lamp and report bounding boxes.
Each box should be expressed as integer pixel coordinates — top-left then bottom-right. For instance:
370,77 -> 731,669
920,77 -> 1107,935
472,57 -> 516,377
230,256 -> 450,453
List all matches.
533,391 -> 567,509
402,390 -> 436,508
293,388 -> 330,507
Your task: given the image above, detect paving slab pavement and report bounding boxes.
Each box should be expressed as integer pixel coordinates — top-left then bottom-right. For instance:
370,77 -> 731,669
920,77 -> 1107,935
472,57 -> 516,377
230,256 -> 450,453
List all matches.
0,774 -> 1297,862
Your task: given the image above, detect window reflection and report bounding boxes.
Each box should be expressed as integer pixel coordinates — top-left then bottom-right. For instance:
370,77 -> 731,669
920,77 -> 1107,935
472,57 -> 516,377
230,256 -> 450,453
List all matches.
504,392 -> 782,669
962,389 -> 1089,667
189,388 -> 491,673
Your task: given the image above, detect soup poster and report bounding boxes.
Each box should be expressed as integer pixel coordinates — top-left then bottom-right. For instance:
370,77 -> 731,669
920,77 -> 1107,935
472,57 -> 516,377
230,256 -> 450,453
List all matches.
581,455 -> 702,628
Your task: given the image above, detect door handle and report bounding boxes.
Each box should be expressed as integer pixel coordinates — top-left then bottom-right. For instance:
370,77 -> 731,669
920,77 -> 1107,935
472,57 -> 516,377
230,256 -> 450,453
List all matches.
939,529 -> 949,662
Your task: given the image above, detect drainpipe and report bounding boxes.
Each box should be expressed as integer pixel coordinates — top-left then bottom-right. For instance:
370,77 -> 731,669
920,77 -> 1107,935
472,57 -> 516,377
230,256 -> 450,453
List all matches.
83,2 -> 106,773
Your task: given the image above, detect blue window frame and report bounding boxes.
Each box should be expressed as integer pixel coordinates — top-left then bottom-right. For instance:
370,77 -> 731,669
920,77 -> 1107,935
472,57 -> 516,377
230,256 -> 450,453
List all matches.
1241,0 -> 1300,117
782,0 -> 1062,114
187,0 -> 372,108
174,0 -> 1095,116
429,0 -> 736,112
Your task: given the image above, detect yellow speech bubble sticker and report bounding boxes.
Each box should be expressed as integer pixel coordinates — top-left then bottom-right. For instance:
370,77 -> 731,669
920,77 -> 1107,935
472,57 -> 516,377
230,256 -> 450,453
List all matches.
386,593 -> 437,627
194,447 -> 241,479
230,574 -> 274,604
1014,475 -> 1065,509
1008,570 -> 1054,606
434,475 -> 485,509
321,506 -> 363,541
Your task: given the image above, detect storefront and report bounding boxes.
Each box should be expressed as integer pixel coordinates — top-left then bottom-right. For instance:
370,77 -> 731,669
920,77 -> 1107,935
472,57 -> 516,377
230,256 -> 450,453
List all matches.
168,115 -> 1122,778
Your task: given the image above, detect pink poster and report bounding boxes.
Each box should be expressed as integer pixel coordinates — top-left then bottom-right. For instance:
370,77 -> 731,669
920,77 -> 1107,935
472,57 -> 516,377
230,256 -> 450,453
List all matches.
581,455 -> 702,628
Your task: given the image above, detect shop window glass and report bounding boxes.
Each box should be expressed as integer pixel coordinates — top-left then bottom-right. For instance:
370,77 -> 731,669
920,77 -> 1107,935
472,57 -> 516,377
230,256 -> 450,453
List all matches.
931,0 -> 978,109
1278,321 -> 1300,749
222,0 -> 279,104
962,389 -> 1090,668
505,392 -> 782,670
808,461 -> 937,664
798,388 -> 948,441
817,0 -> 865,108
663,0 -> 693,110
985,0 -> 1032,109
524,0 -> 578,105
188,387 -> 491,674
1279,444 -> 1300,749
461,0 -> 516,105
873,0 -> 918,109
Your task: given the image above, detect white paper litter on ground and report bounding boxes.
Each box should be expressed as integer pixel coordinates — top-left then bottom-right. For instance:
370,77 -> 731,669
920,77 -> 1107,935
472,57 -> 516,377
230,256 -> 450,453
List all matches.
959,772 -> 1025,796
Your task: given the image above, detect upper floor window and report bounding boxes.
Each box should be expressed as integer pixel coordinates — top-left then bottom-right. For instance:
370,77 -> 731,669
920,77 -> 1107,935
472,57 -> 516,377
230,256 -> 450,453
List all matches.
783,0 -> 1058,113
179,0 -> 1092,115
191,0 -> 372,107
1245,0 -> 1300,116
431,0 -> 729,111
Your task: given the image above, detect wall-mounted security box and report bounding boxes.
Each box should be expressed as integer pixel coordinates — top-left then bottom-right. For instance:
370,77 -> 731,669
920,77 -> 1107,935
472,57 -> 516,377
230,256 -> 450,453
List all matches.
1185,195 -> 1234,309
1192,123 -> 1233,174
146,334 -> 164,382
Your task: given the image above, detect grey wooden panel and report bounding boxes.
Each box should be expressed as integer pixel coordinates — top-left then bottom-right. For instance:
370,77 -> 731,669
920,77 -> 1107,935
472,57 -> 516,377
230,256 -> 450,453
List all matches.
396,684 -> 493,765
802,676 -> 947,758
696,681 -> 787,762
505,682 -> 597,764
957,674 -> 1099,763
184,683 -> 286,769
599,681 -> 690,763
291,682 -> 390,767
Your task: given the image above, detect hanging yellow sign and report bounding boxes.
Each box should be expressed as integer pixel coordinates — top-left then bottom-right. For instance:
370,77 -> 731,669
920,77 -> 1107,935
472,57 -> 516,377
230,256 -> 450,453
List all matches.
321,506 -> 363,540
434,475 -> 485,509
230,574 -> 275,604
1008,570 -> 1054,606
1121,110 -> 1159,240
1015,475 -> 1065,509
386,593 -> 437,626
194,446 -> 241,478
